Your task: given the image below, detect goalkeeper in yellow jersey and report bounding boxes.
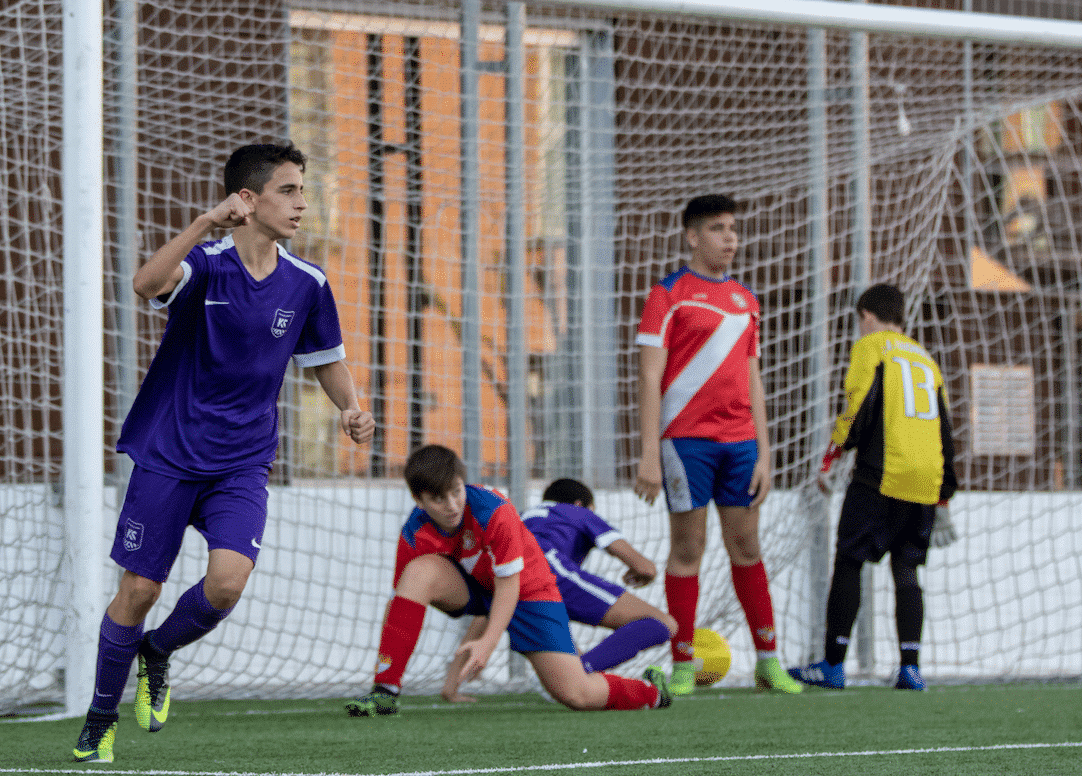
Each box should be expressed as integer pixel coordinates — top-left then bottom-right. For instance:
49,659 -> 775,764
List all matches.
789,283 -> 957,691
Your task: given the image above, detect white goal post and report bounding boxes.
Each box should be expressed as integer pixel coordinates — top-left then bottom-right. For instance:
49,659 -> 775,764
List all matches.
562,0 -> 1082,47
3,0 -> 1082,718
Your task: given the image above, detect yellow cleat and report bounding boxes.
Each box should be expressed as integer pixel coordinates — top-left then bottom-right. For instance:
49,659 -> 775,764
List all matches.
135,648 -> 171,731
755,656 -> 803,694
346,686 -> 400,717
669,661 -> 696,696
73,717 -> 117,762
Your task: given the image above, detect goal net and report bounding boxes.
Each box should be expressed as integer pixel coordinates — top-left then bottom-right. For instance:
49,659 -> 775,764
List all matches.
3,0 -> 1082,714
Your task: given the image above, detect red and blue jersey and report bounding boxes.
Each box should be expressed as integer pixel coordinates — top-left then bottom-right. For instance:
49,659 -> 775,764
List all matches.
117,236 -> 345,479
636,266 -> 760,443
395,485 -> 561,603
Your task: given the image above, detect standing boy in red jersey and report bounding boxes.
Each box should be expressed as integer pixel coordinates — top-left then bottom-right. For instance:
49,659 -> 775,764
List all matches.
633,194 -> 801,695
347,445 -> 672,715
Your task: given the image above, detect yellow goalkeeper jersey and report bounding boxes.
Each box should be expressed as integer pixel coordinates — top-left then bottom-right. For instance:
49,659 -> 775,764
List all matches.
831,330 -> 957,505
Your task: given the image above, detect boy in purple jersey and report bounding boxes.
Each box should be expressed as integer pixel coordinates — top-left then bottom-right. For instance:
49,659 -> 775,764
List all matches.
72,143 -> 375,763
440,478 -> 676,703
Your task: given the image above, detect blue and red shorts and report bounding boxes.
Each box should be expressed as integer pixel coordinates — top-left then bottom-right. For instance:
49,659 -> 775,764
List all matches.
660,437 -> 759,513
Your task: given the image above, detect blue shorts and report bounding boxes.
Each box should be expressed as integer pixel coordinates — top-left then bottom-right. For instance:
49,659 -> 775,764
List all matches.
660,438 -> 759,513
111,465 -> 270,583
449,562 -> 577,655
544,548 -> 625,627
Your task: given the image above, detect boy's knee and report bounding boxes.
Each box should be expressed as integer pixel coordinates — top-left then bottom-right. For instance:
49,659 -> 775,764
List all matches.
669,535 -> 706,566
725,534 -> 761,564
203,572 -> 249,610
111,573 -> 162,622
399,554 -> 451,585
552,685 -> 593,710
890,557 -> 919,588
660,613 -> 679,637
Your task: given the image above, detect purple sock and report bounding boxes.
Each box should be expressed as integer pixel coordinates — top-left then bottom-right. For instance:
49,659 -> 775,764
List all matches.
580,617 -> 672,673
147,578 -> 233,655
90,614 -> 144,715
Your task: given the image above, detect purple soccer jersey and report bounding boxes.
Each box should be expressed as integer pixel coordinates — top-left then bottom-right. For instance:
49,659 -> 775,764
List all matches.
521,501 -> 623,565
522,501 -> 627,626
117,236 -> 345,478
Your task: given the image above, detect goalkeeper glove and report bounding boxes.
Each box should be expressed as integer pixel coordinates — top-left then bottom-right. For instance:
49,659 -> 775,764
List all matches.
817,443 -> 843,494
820,443 -> 842,474
930,500 -> 958,548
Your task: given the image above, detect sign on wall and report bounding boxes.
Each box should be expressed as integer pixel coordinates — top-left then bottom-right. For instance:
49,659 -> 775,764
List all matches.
969,364 -> 1036,456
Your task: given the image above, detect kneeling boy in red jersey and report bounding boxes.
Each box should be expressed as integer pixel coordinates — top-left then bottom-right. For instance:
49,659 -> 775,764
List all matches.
346,444 -> 671,715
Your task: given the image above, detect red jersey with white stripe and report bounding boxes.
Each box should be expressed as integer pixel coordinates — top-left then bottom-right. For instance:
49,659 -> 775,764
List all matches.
636,266 -> 760,443
394,484 -> 561,603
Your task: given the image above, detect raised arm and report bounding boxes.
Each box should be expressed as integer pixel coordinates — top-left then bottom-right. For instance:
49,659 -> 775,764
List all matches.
133,193 -> 253,300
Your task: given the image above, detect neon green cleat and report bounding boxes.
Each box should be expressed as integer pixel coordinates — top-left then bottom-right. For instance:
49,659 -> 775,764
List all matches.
135,645 -> 171,732
643,666 -> 673,708
72,716 -> 117,762
755,656 -> 803,694
346,686 -> 400,717
669,661 -> 696,696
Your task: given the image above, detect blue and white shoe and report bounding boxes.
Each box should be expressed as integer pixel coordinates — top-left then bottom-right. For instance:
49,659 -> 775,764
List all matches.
787,659 -> 845,689
895,665 -> 926,691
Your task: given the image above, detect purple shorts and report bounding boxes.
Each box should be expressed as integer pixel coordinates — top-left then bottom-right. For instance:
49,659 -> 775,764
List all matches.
543,549 -> 625,627
111,465 -> 270,583
660,437 -> 760,513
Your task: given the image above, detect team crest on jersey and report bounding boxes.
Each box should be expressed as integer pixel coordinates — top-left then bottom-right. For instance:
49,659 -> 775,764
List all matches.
462,530 -> 476,551
731,292 -> 748,309
123,519 -> 144,552
271,309 -> 295,338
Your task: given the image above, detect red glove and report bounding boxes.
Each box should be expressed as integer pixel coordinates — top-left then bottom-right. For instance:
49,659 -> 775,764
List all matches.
820,443 -> 842,475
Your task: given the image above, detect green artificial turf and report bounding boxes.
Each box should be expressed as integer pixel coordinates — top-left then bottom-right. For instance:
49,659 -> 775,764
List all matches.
5,682 -> 1081,776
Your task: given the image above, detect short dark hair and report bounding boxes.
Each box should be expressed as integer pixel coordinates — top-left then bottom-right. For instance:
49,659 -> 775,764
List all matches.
403,444 -> 468,498
541,478 -> 594,509
223,142 -> 307,195
681,194 -> 738,230
856,283 -> 905,327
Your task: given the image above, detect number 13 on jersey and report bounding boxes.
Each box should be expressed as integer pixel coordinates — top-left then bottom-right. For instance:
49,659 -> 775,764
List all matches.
891,355 -> 939,421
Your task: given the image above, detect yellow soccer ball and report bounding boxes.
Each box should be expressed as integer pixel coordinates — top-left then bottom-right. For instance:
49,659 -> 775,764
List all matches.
693,628 -> 732,686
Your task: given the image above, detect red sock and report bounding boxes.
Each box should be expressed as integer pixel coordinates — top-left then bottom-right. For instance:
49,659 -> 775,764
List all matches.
373,596 -> 426,690
665,572 -> 698,663
602,672 -> 659,710
731,561 -> 776,652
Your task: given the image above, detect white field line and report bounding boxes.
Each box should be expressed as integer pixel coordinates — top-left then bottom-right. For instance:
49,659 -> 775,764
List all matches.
3,742 -> 1082,776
